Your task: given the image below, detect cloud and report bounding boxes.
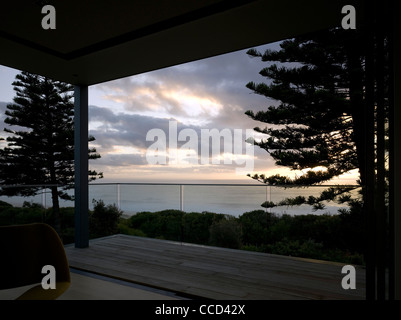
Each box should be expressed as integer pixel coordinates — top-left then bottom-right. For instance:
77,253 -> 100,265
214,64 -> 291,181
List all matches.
89,104 -> 254,155
94,153 -> 147,167
89,105 -> 168,151
87,41 -> 285,181
2,42 -> 289,183
92,43 -> 280,129
88,103 -> 279,182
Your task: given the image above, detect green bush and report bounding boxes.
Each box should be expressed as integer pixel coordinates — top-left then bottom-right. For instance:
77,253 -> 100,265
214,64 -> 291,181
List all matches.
268,238 -> 324,260
0,198 -> 365,264
239,210 -> 279,246
0,200 -> 13,208
129,210 -> 184,240
129,211 -> 160,237
44,207 -> 75,229
129,210 -> 227,243
208,216 -> 242,249
240,244 -> 268,253
182,211 -> 225,244
89,199 -> 123,238
0,205 -> 46,225
118,221 -> 147,237
22,201 -> 44,209
158,210 -> 185,241
338,200 -> 365,253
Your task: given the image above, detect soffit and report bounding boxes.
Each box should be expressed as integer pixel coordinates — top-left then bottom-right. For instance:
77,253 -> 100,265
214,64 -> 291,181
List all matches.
0,0 -> 365,85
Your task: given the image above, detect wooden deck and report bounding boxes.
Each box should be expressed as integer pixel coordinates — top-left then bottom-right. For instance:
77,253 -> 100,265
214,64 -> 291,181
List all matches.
65,235 -> 366,300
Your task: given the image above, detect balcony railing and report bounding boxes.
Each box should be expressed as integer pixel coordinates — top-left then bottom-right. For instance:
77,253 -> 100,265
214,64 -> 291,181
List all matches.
0,182 -> 359,217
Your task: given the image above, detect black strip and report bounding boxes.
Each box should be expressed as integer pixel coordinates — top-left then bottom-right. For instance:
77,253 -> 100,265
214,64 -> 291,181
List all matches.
363,0 -> 376,300
374,0 -> 386,300
387,0 -> 395,301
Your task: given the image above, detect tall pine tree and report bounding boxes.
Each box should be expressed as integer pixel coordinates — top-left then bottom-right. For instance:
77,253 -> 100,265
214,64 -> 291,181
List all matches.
245,27 -> 388,210
0,72 -> 102,232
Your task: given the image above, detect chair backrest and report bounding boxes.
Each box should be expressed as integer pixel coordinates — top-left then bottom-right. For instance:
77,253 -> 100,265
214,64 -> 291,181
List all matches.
0,223 -> 70,297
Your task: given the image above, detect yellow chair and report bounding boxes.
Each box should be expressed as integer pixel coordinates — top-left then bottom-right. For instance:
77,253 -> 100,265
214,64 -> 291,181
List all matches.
0,223 -> 71,300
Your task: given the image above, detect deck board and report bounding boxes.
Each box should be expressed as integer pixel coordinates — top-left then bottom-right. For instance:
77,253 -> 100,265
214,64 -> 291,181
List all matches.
65,235 -> 365,300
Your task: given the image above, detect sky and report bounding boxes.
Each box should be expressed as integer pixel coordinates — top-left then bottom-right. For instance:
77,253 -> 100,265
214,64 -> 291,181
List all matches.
0,42 -> 359,185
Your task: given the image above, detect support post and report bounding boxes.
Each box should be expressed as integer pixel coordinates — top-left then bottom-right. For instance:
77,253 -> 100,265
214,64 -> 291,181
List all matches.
74,85 -> 89,248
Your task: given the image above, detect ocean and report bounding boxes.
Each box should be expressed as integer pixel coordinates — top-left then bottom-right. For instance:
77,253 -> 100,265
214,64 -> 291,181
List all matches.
0,182 -> 358,217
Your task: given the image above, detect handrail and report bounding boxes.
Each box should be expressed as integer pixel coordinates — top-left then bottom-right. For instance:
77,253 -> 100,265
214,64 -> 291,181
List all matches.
87,183 -> 360,213
0,182 -> 360,213
0,182 -> 360,188
89,182 -> 360,187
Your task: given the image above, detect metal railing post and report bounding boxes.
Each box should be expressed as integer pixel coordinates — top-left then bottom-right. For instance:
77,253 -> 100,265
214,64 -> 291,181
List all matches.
117,183 -> 121,210
42,187 -> 46,209
180,184 -> 184,211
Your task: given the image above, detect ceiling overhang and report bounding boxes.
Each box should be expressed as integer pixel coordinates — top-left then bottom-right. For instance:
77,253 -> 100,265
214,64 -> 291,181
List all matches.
0,0 -> 366,86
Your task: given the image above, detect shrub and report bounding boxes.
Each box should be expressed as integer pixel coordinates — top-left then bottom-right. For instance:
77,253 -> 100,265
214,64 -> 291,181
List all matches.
239,210 -> 277,246
89,199 -> 123,238
129,210 -> 184,240
182,211 -> 225,244
208,216 -> 242,249
129,211 -> 160,237
269,213 -> 292,242
0,205 -> 46,225
22,201 -> 44,209
268,238 -> 324,260
158,210 -> 185,241
0,200 -> 13,209
118,221 -> 147,237
240,244 -> 268,253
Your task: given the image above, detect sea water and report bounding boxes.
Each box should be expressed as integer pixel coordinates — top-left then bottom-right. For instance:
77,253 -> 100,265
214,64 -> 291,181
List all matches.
0,182 -> 358,217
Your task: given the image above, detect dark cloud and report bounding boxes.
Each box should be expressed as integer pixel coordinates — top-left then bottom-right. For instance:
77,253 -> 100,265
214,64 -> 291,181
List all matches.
89,106 -> 203,155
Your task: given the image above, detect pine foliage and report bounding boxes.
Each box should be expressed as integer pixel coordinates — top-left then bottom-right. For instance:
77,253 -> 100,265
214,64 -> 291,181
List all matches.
245,28 -> 372,209
0,72 -> 103,231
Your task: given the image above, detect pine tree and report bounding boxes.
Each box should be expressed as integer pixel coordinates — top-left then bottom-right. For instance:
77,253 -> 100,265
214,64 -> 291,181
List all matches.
245,27 -> 388,210
0,72 -> 103,233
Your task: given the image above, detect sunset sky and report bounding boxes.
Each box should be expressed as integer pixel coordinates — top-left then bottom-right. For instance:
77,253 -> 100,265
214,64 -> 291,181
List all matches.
0,41 -> 359,185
